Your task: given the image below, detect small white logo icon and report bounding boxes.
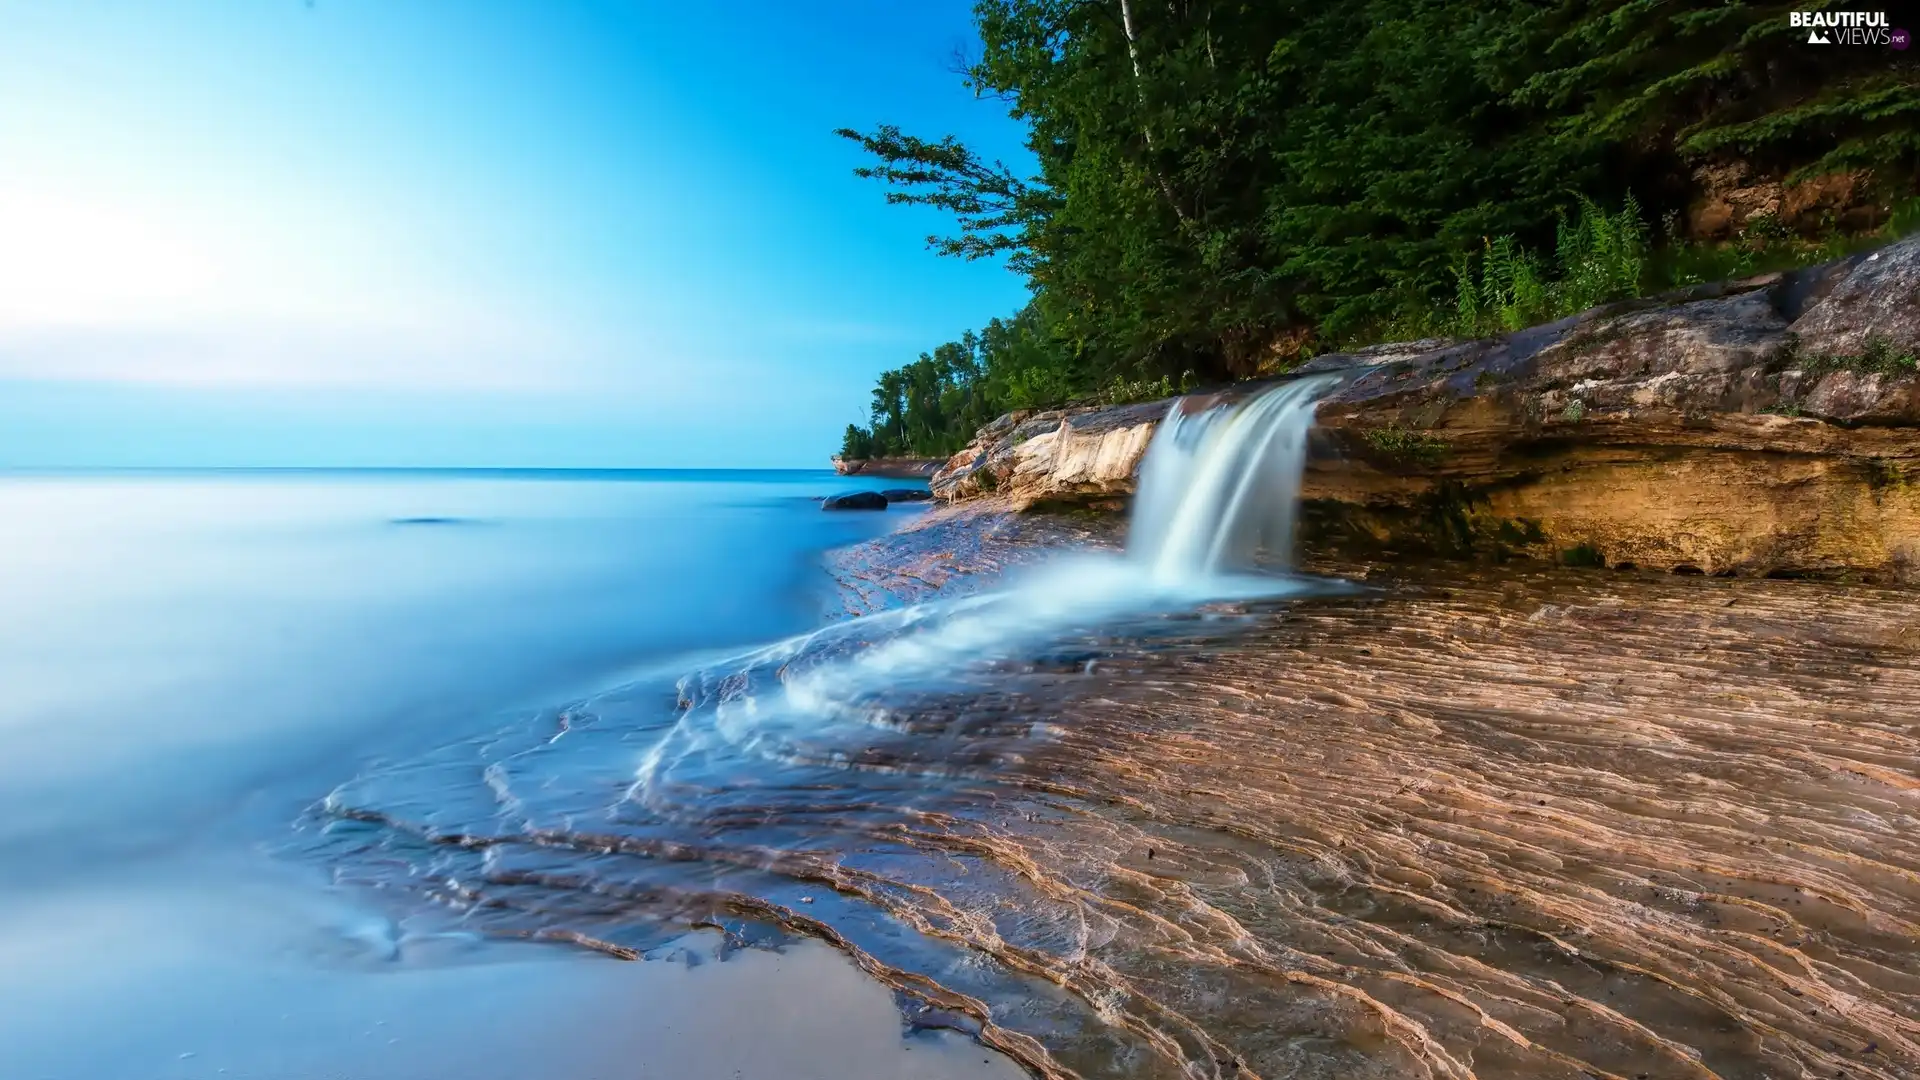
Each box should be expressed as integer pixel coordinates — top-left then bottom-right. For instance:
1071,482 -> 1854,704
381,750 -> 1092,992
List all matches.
1808,28 -> 1832,43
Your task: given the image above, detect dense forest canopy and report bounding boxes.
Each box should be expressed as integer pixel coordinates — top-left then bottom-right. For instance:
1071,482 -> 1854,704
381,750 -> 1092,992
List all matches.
839,0 -> 1920,460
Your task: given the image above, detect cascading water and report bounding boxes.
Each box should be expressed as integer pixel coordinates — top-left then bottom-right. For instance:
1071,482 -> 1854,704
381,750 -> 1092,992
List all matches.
749,375 -> 1344,717
1128,375 -> 1338,582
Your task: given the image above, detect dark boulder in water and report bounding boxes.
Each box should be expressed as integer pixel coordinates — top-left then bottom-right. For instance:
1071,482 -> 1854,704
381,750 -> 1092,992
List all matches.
878,488 -> 933,503
822,491 -> 888,511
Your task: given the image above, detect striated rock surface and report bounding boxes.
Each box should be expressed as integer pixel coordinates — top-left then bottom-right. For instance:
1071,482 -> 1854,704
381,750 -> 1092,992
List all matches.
807,518 -> 1920,1080
1789,239 -> 1920,359
931,234 -> 1920,580
931,401 -> 1166,507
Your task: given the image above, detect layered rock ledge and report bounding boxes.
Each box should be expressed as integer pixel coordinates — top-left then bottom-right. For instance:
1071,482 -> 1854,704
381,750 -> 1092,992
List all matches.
831,456 -> 943,478
930,234 -> 1920,581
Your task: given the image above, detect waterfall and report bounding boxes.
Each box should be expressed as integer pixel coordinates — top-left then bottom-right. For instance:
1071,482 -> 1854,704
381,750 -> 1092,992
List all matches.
1128,376 -> 1337,581
693,377 -> 1341,732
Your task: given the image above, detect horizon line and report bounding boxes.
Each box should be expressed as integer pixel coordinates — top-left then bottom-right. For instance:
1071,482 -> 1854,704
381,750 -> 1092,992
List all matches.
0,464 -> 848,476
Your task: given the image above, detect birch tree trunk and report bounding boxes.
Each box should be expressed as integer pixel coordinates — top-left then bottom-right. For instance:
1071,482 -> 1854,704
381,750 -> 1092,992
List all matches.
1117,0 -> 1191,225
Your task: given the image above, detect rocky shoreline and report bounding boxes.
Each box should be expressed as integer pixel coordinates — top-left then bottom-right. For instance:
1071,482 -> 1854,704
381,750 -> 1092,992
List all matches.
809,488 -> 1920,1080
831,456 -> 944,479
843,539 -> 1920,1078
801,234 -> 1920,1080
916,233 -> 1920,582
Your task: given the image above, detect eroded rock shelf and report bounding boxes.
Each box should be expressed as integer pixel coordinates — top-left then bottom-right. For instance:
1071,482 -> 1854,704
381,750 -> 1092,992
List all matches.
808,512 -> 1920,1080
926,234 -> 1920,581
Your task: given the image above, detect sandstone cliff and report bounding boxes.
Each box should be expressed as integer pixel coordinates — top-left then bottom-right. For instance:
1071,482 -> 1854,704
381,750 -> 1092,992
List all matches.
831,456 -> 943,479
930,234 -> 1920,581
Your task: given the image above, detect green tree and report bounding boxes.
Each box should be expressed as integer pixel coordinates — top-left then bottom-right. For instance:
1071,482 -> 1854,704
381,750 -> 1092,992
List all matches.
834,0 -> 1920,450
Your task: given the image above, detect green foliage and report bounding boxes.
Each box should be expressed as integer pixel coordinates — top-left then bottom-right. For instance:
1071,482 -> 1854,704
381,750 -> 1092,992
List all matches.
1444,197 -> 1649,336
1651,206 -> 1894,289
838,301 -> 1090,459
1553,196 -> 1649,314
1411,192 -> 1920,343
838,424 -> 875,460
978,303 -> 1091,409
1889,198 -> 1920,238
832,124 -> 1045,269
1863,459 -> 1905,491
1787,334 -> 1920,378
1361,426 -> 1449,465
1100,369 -> 1197,406
1494,2 -> 1920,183
1389,196 -> 1652,340
834,0 -> 1919,450
1561,544 -> 1607,569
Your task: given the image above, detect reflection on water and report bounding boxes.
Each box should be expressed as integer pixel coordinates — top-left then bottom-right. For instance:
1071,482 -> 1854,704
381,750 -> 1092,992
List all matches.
309,545 -> 1920,1080
0,469 -> 937,1080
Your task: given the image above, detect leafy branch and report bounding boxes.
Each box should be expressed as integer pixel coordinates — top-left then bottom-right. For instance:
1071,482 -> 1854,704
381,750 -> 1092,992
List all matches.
834,125 -> 1049,265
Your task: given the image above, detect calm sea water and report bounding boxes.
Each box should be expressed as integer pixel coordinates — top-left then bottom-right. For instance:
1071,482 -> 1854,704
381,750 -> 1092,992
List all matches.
0,469 -> 956,1080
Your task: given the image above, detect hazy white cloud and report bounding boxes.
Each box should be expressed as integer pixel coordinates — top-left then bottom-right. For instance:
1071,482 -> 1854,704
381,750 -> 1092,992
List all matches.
0,324 -> 543,391
0,183 -> 628,394
0,183 -> 419,329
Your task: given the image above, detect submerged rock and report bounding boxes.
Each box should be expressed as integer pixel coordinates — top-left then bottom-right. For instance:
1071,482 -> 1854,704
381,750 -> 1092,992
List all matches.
930,233 -> 1920,581
822,491 -> 888,511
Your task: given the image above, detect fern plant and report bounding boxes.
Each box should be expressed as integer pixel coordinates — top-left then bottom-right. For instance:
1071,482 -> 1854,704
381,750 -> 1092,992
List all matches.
1554,194 -> 1647,313
1448,197 -> 1650,337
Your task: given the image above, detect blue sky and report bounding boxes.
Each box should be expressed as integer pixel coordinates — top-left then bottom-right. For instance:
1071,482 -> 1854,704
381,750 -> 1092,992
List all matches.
0,1 -> 1033,467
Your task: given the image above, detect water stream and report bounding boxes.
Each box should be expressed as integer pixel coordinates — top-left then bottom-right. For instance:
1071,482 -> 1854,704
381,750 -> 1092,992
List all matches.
1130,376 -> 1336,580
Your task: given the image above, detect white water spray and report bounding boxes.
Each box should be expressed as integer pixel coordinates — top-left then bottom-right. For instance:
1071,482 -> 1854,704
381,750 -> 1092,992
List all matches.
1129,375 -> 1338,581
657,375 -> 1344,749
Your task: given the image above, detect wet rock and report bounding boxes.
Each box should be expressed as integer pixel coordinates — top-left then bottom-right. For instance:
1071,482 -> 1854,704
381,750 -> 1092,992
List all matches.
827,500 -> 1125,614
822,491 -> 888,511
929,235 -> 1920,581
878,488 -> 933,503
